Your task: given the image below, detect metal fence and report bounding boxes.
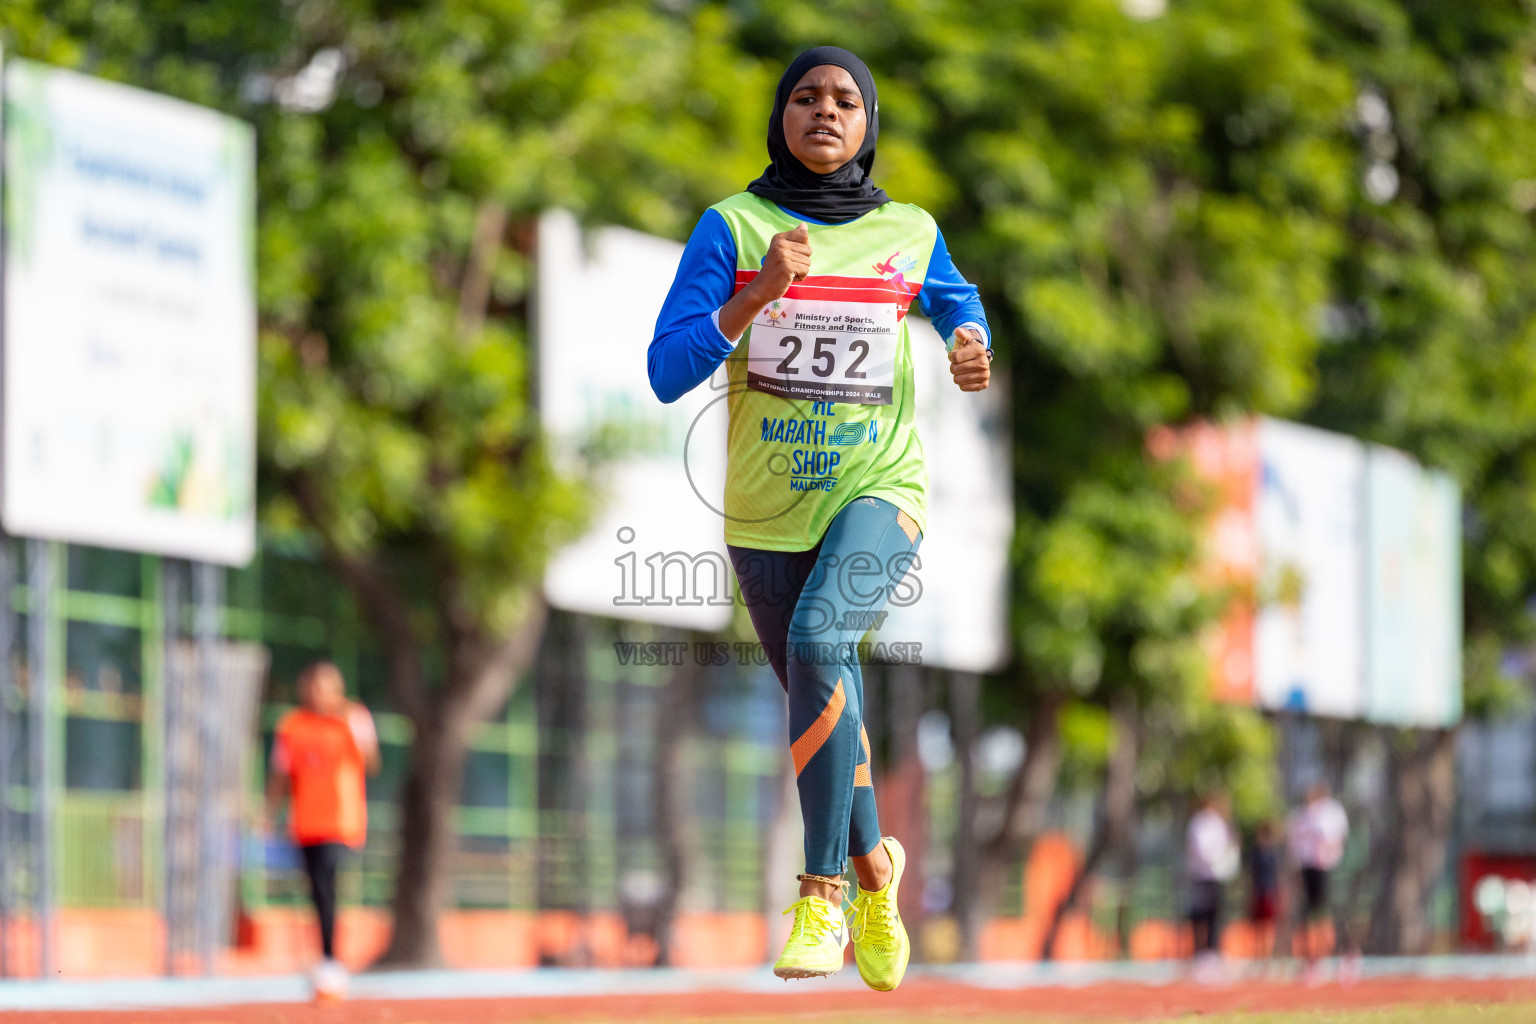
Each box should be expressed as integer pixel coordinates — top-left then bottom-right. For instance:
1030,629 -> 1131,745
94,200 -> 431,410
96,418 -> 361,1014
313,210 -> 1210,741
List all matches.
0,536 -> 1467,974
0,539 -> 795,960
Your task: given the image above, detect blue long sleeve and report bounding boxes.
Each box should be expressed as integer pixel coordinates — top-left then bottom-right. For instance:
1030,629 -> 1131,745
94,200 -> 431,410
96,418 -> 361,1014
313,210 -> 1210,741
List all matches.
648,209 -> 739,404
918,228 -> 990,350
650,213 -> 989,405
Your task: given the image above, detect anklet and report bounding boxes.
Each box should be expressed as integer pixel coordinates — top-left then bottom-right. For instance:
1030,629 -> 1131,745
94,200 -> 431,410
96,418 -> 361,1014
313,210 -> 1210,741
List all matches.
796,872 -> 847,889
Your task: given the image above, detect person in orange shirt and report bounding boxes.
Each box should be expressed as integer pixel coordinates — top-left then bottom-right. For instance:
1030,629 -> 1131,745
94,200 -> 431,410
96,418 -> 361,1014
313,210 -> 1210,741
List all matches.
265,662 -> 379,998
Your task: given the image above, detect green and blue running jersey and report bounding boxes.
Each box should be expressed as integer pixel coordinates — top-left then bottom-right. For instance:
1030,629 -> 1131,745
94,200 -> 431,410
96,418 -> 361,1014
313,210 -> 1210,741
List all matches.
649,192 -> 989,551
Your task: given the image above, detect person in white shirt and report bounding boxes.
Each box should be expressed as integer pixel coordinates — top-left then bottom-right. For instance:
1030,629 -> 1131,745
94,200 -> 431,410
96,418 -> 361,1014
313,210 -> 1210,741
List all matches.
1287,783 -> 1350,976
1186,792 -> 1239,974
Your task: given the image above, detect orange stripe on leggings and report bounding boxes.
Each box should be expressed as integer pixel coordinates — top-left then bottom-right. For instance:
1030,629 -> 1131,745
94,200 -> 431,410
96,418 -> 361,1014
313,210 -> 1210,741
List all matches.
854,762 -> 873,788
860,725 -> 871,758
791,678 -> 847,776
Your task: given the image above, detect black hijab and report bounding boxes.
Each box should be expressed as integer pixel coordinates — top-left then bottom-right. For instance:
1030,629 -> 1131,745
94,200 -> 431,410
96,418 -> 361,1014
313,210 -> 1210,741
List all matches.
746,46 -> 890,225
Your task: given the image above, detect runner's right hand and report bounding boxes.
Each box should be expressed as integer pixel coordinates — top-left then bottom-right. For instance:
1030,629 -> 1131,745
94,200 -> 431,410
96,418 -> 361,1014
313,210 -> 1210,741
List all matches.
753,223 -> 812,301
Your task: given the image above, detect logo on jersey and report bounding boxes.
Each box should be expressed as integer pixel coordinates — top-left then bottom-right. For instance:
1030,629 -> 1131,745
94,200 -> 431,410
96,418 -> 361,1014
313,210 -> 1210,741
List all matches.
873,252 -> 917,278
828,421 -> 879,446
873,252 -> 920,318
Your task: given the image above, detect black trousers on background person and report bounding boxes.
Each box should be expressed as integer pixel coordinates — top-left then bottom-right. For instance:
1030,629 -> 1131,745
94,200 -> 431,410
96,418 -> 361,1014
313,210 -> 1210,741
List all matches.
300,842 -> 348,959
1189,879 -> 1224,954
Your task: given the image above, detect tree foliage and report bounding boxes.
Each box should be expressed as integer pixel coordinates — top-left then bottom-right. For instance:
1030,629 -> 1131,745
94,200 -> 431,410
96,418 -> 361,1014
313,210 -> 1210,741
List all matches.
1304,0 -> 1536,717
9,0 -> 1536,960
252,0 -> 785,966
14,0 -> 778,964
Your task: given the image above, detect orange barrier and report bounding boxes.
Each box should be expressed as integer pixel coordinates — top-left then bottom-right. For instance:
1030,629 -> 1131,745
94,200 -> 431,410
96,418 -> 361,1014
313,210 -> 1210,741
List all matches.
973,831 -> 1276,964
7,832 -> 1285,976
0,908 -> 768,977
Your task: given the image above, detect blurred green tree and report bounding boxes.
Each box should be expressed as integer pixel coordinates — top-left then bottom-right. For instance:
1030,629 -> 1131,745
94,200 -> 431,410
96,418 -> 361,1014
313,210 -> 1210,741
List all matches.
16,0 -> 770,965
250,0 -> 777,967
1301,0 -> 1536,954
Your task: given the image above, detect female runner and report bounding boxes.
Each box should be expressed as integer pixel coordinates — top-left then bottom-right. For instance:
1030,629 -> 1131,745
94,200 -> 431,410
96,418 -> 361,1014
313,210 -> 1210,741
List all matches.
648,45 -> 991,989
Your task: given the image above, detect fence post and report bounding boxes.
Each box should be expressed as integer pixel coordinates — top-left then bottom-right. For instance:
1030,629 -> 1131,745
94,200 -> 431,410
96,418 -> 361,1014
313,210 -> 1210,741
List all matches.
0,536 -> 13,977
194,561 -> 223,974
162,560 -> 183,975
26,538 -> 53,979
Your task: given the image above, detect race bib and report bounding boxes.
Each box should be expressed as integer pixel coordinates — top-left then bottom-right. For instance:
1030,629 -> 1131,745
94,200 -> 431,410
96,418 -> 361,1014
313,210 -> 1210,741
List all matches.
746,281 -> 899,405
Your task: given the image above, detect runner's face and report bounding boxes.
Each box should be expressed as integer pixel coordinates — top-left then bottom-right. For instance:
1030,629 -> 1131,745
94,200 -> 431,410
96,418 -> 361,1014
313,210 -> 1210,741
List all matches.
782,65 -> 867,175
301,666 -> 345,714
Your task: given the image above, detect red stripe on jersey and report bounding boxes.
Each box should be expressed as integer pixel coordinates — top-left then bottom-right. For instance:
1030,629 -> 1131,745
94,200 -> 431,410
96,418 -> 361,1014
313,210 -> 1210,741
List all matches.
734,270 -> 922,318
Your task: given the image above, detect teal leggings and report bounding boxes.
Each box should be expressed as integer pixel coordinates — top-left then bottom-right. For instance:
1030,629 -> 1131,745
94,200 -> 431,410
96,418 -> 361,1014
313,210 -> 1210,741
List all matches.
729,496 -> 922,878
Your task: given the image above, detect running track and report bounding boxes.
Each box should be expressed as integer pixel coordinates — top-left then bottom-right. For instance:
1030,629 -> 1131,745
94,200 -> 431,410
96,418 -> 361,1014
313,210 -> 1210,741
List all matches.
5,960 -> 1536,1022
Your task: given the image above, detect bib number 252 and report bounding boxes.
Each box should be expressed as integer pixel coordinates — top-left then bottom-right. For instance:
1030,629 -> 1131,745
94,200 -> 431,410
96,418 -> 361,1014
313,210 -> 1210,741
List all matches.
773,335 -> 871,379
747,296 -> 897,405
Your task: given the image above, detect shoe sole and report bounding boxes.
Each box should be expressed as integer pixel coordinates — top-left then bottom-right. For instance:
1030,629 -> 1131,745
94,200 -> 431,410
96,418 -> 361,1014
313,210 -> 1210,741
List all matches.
773,964 -> 844,980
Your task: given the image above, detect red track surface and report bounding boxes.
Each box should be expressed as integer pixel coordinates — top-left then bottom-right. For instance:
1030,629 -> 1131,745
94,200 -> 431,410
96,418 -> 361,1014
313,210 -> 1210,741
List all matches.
16,975 -> 1536,1023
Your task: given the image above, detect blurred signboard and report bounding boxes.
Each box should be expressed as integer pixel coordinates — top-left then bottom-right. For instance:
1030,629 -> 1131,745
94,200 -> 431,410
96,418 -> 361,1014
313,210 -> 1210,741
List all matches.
870,318 -> 1012,673
1254,419 -> 1368,718
1364,446 -> 1463,726
537,210 -> 733,632
536,210 -> 1012,669
1184,417 -> 1461,726
1179,419 -> 1259,705
2,60 -> 256,564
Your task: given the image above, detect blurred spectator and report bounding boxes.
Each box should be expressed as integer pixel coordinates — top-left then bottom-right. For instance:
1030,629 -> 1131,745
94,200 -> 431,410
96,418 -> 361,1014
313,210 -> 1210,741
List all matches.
1186,792 -> 1239,982
1248,821 -> 1280,962
265,662 -> 380,1002
1287,783 -> 1350,983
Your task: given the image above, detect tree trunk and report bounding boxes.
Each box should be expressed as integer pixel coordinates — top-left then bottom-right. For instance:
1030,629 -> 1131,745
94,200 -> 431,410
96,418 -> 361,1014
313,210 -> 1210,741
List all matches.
374,704 -> 472,967
1270,711 -> 1301,959
295,471 -> 552,969
374,602 -> 549,968
1340,727 -> 1389,958
762,759 -> 802,962
882,664 -> 929,955
652,636 -> 698,966
1042,697 -> 1137,961
950,673 -> 983,960
966,693 -> 1064,951
1114,806 -> 1140,958
1367,727 -> 1458,955
1040,822 -> 1109,961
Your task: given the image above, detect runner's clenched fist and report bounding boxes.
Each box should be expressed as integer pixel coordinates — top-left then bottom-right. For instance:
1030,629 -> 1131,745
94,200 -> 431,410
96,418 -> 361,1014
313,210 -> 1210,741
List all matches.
948,327 -> 990,392
753,223 -> 813,302
718,223 -> 813,341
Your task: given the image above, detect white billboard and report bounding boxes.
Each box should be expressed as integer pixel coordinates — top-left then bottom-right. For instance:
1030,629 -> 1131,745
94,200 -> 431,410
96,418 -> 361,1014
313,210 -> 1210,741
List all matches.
1364,447 -> 1462,727
870,319 -> 1012,673
537,210 -> 733,631
1253,418 -> 1366,717
3,59 -> 256,564
1190,417 -> 1463,724
536,210 -> 1012,668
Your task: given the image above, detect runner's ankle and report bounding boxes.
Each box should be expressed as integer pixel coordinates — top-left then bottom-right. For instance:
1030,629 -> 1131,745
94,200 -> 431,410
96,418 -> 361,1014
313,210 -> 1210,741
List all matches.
798,874 -> 845,903
852,843 -> 892,892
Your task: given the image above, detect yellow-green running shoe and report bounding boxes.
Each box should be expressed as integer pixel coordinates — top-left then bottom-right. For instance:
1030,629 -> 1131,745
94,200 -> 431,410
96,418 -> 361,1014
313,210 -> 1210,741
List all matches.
773,894 -> 848,980
847,836 -> 910,991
